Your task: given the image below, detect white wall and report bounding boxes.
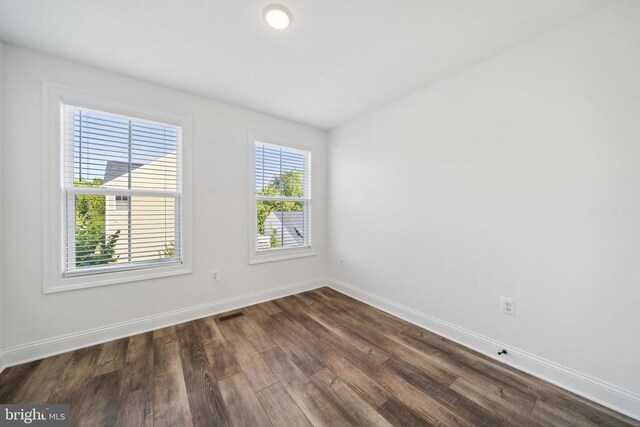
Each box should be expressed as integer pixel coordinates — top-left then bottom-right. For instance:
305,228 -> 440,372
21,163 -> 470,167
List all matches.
329,0 -> 640,415
0,40 -> 4,360
0,45 -> 327,357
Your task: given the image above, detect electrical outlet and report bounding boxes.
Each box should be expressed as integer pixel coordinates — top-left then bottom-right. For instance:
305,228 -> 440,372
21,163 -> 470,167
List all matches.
500,297 -> 515,316
340,257 -> 344,268
211,270 -> 219,282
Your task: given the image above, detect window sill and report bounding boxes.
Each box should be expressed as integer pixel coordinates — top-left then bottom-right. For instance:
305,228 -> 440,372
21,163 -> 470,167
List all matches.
43,263 -> 192,294
249,248 -> 316,265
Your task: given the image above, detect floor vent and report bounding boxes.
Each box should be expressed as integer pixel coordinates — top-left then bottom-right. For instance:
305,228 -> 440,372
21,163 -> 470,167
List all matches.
218,312 -> 244,322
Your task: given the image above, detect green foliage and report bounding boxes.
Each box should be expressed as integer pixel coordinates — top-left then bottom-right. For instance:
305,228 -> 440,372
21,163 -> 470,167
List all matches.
256,170 -> 303,236
75,222 -> 120,267
269,227 -> 280,249
75,178 -> 106,229
159,241 -> 176,259
74,178 -> 121,267
272,170 -> 303,199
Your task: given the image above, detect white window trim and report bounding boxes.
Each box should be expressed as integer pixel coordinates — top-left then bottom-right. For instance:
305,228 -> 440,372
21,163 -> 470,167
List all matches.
248,130 -> 316,264
42,82 -> 193,293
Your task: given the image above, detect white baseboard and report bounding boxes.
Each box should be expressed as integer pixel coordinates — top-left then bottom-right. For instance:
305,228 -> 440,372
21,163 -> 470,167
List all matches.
0,277 -> 327,374
328,278 -> 640,421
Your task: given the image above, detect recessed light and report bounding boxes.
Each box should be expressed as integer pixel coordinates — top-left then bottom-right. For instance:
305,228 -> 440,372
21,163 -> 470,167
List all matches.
263,4 -> 292,30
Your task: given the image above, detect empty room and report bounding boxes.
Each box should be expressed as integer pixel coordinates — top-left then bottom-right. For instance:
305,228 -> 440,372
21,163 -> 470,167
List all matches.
0,0 -> 639,425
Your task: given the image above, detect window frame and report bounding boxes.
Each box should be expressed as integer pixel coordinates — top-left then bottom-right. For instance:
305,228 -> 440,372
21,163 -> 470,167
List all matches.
43,83 -> 193,293
248,131 -> 316,264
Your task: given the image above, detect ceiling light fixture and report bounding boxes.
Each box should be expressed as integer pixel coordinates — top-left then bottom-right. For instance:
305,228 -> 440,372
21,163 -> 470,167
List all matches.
263,4 -> 292,30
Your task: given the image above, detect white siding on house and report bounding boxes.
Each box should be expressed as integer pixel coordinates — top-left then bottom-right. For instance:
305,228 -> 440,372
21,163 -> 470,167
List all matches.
104,152 -> 177,263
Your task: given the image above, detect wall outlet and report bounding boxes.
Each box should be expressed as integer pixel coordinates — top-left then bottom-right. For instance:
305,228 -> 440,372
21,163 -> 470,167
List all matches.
500,297 -> 515,316
211,270 -> 220,282
340,257 -> 345,268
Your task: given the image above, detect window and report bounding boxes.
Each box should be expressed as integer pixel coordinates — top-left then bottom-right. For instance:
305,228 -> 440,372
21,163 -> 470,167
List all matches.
62,104 -> 182,276
115,195 -> 129,211
251,139 -> 313,263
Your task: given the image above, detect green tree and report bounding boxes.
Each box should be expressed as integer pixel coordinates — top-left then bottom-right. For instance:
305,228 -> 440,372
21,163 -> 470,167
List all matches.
272,170 -> 303,199
256,170 -> 303,238
74,178 -> 121,266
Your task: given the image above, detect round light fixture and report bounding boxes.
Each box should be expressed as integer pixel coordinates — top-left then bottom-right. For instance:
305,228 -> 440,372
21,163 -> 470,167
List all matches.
263,4 -> 292,30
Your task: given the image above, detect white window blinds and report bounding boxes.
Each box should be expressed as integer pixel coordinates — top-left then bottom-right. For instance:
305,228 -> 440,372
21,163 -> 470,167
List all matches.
62,105 -> 182,275
255,142 -> 311,252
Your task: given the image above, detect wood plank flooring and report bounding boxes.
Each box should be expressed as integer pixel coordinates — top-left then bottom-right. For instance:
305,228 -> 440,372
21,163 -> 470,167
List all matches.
1,287 -> 637,426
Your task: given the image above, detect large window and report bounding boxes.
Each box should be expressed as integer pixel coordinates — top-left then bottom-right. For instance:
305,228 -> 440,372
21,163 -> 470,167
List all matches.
252,140 -> 312,262
62,104 -> 182,275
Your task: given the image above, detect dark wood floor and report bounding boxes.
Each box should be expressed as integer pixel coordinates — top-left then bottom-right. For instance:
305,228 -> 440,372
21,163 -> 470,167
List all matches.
1,287 -> 637,426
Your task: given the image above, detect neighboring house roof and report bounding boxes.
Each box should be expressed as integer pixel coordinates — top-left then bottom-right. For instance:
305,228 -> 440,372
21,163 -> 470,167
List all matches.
103,160 -> 143,184
265,211 -> 304,246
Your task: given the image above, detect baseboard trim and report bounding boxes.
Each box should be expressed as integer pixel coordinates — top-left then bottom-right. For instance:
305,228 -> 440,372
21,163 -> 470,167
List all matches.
0,277 -> 327,373
328,278 -> 640,421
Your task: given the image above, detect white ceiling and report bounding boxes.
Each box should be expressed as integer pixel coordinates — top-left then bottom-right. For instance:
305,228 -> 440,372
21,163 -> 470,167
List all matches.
0,0 -> 613,129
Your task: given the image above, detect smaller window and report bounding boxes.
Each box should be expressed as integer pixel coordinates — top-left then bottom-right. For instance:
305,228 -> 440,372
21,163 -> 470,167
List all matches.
115,195 -> 129,211
251,138 -> 313,263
